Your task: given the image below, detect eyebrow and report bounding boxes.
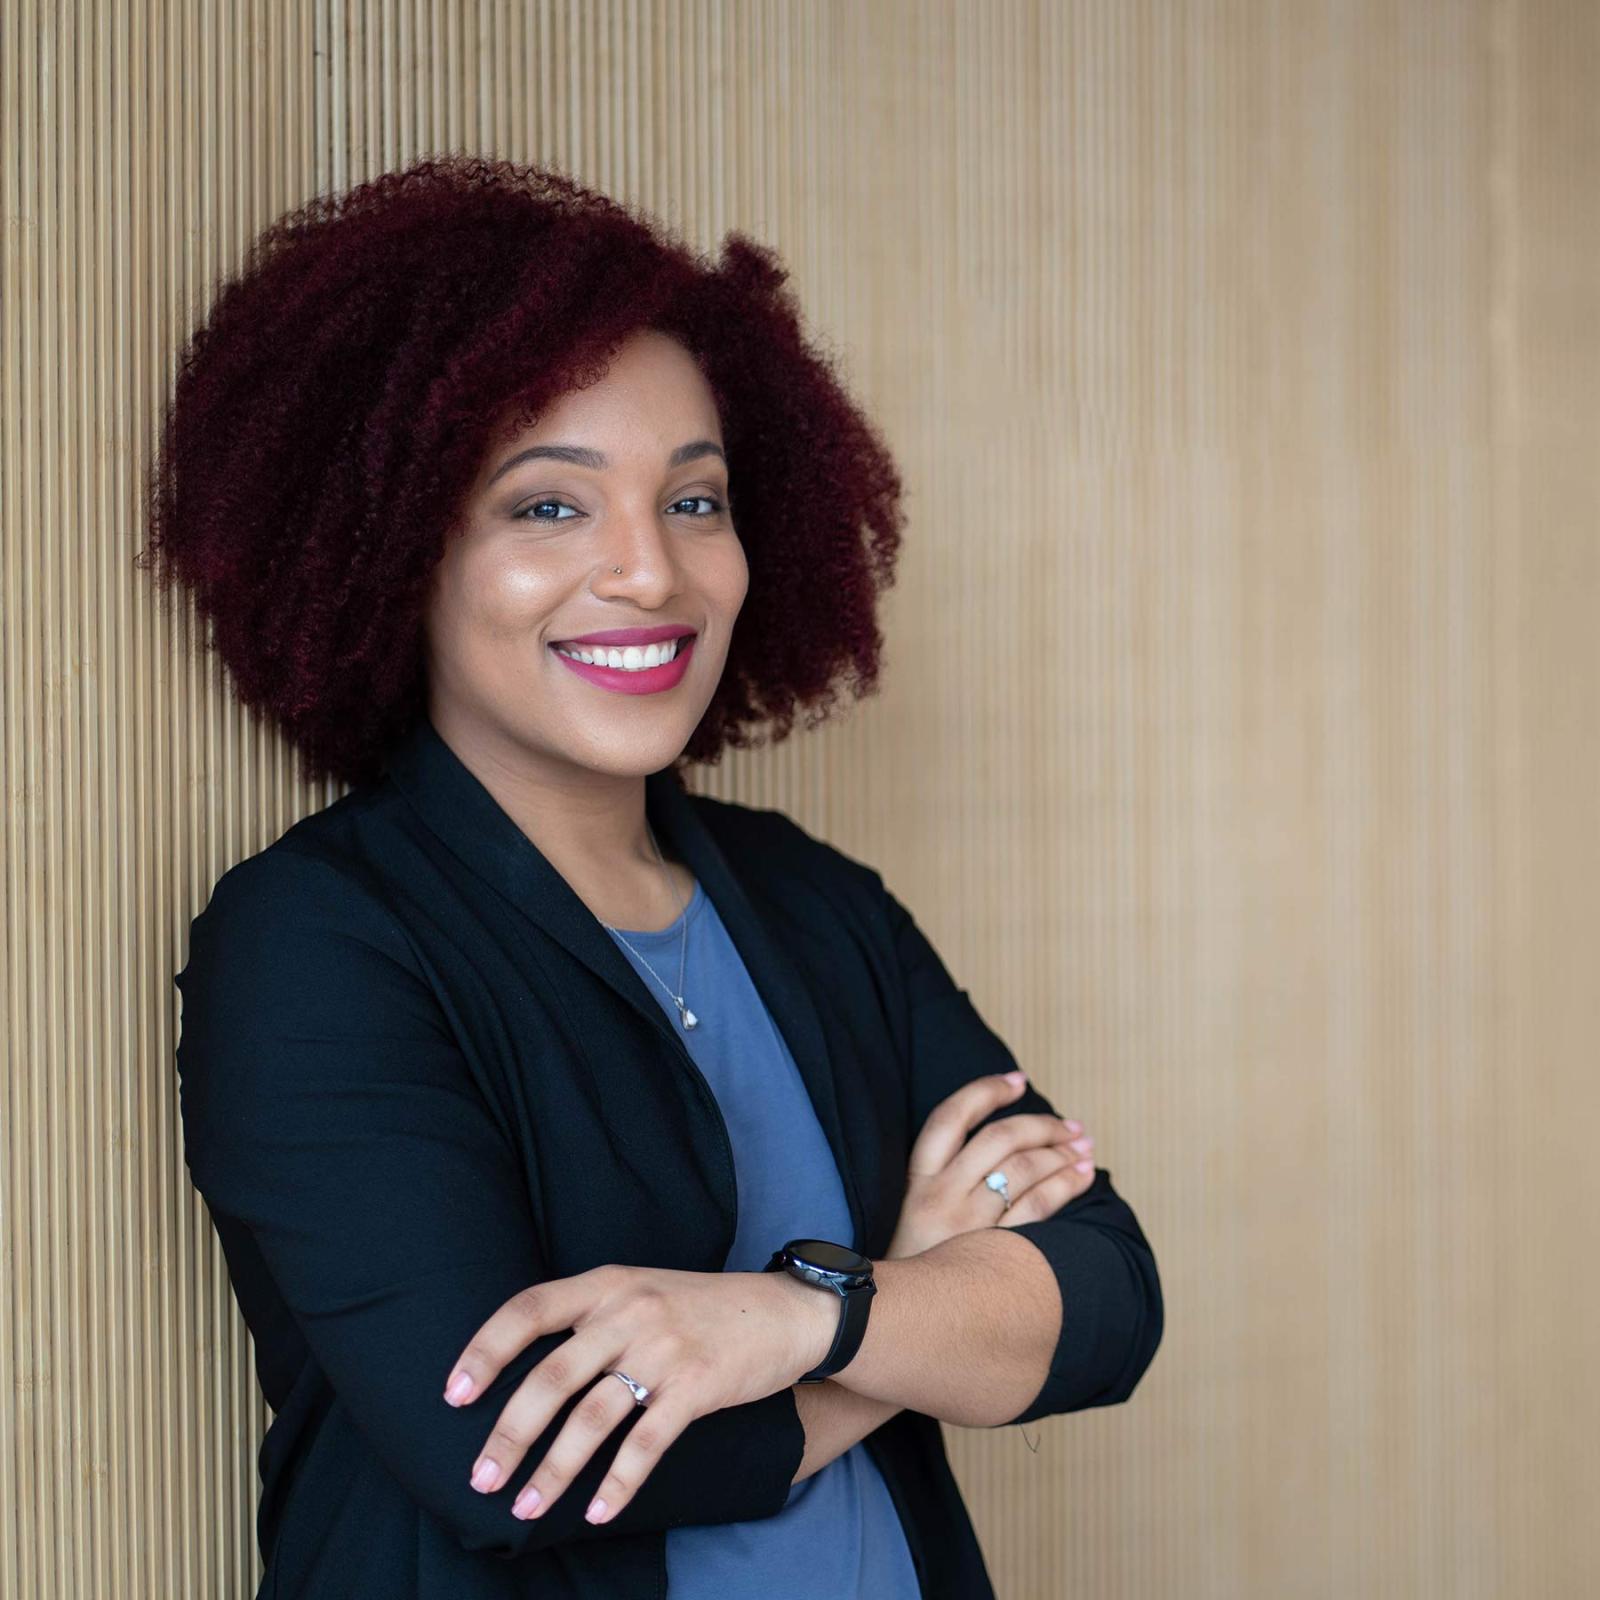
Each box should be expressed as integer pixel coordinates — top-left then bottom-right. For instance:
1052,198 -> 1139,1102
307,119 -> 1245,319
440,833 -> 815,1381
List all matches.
486,439 -> 727,487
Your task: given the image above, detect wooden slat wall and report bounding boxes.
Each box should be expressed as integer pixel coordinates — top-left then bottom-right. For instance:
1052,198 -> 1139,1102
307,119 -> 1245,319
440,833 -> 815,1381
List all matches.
4,2 -> 1597,1595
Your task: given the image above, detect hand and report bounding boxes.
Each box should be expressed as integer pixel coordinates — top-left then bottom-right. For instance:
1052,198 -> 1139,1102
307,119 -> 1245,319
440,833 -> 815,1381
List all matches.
440,1263 -> 835,1527
887,1070 -> 1097,1258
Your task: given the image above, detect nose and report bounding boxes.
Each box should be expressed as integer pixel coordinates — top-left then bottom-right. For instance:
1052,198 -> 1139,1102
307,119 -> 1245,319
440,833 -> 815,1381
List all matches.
590,507 -> 683,601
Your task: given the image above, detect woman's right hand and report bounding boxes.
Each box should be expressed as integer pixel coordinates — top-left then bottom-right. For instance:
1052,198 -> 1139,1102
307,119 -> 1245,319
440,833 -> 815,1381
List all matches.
885,1071 -> 1096,1259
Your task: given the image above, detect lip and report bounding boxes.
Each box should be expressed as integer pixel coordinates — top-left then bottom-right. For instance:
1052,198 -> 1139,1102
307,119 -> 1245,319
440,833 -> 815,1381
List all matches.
549,633 -> 697,695
552,624 -> 697,647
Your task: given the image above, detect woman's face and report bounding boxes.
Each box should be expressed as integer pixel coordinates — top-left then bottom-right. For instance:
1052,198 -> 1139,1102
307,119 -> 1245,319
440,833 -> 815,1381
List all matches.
423,329 -> 748,782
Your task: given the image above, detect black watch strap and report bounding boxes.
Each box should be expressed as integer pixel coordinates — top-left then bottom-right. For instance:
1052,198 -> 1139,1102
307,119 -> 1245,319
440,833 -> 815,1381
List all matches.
800,1274 -> 876,1382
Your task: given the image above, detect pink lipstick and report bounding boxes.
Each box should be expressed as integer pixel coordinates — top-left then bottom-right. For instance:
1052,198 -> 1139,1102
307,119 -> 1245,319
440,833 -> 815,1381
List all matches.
549,633 -> 697,695
555,624 -> 695,647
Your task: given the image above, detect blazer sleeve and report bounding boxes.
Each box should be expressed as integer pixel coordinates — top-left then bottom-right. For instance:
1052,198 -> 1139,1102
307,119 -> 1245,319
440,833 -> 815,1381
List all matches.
174,847 -> 805,1560
880,882 -> 1164,1428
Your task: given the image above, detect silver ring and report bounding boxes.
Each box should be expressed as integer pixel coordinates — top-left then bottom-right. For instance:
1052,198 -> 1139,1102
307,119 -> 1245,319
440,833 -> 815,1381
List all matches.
609,1369 -> 651,1406
984,1169 -> 1013,1210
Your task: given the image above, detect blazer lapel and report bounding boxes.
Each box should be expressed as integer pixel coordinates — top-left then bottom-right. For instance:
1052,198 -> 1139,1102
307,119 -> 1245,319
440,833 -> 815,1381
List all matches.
647,770 -> 866,1250
384,715 -> 865,1252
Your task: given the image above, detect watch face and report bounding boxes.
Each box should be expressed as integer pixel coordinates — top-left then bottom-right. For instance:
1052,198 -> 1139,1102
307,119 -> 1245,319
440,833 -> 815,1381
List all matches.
789,1239 -> 868,1275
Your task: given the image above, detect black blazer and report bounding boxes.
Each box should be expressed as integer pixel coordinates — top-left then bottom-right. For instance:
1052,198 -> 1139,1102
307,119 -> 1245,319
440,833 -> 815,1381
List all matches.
175,713 -> 1163,1600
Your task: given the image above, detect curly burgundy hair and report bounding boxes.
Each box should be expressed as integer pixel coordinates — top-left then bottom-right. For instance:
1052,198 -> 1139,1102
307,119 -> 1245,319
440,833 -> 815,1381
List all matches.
135,155 -> 905,789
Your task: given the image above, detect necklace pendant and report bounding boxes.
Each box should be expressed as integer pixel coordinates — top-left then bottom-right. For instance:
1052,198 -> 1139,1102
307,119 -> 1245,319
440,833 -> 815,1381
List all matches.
678,1001 -> 699,1030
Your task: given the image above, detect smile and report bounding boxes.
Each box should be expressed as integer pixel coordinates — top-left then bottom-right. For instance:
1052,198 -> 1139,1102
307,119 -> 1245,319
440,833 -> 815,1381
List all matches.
549,634 -> 696,695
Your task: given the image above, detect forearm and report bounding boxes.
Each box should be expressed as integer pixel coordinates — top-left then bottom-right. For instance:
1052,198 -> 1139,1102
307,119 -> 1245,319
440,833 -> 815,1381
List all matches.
834,1227 -> 1061,1427
790,1381 -> 904,1483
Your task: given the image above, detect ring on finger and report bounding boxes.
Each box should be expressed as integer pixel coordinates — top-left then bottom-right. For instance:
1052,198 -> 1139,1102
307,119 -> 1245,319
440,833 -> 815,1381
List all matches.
608,1369 -> 652,1407
983,1169 -> 1013,1210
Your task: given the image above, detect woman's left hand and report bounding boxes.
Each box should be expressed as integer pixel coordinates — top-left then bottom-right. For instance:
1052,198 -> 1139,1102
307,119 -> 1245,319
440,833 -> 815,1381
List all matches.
441,1264 -> 837,1526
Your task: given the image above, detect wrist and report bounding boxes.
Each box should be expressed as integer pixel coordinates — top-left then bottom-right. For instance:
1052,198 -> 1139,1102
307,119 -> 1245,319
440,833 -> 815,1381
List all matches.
765,1267 -> 840,1376
790,1378 -> 906,1484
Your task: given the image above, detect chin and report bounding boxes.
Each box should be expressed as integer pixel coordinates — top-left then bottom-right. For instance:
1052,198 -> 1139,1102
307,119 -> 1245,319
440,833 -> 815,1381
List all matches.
564,728 -> 696,778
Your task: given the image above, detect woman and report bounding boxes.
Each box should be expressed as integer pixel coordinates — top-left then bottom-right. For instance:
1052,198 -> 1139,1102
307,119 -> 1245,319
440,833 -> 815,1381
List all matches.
142,156 -> 1162,1599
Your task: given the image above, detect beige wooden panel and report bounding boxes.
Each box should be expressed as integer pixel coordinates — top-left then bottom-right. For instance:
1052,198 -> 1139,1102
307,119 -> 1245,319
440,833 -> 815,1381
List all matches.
4,1 -> 1596,1595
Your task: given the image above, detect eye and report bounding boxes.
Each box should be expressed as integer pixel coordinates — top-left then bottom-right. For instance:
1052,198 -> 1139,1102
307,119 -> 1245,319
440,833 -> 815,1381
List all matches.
669,495 -> 726,517
514,498 -> 582,522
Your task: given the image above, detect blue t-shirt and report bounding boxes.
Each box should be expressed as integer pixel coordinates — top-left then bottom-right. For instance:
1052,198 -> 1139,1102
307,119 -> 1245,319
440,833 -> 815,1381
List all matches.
603,877 -> 921,1599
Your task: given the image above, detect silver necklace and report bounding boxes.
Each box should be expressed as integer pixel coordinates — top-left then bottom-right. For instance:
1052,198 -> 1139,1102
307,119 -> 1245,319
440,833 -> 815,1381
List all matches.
600,822 -> 699,1030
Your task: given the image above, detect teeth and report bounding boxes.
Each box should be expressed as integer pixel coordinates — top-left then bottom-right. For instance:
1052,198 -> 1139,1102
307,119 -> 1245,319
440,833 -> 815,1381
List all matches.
554,637 -> 684,670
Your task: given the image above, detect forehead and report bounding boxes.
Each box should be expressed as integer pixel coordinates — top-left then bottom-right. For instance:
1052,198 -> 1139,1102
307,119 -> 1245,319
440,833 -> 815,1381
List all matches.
526,330 -> 719,438
474,333 -> 727,494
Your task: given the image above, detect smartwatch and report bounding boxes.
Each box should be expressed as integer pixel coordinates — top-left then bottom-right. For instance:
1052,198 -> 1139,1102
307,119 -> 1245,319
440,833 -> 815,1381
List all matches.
763,1238 -> 877,1383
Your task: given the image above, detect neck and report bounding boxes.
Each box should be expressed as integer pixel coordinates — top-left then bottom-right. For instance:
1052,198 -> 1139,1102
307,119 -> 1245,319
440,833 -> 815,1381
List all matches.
427,702 -> 672,882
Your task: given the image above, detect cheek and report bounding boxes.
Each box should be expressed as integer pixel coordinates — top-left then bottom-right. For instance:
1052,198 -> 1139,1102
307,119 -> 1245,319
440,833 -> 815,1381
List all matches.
709,537 -> 750,613
470,553 -> 565,634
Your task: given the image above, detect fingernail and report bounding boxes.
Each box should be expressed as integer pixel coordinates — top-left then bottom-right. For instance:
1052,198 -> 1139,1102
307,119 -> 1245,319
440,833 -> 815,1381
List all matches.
1070,1137 -> 1092,1153
471,1458 -> 502,1492
1061,1118 -> 1081,1132
513,1485 -> 542,1518
585,1497 -> 609,1523
1074,1159 -> 1093,1173
1004,1070 -> 1026,1085
445,1371 -> 474,1406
